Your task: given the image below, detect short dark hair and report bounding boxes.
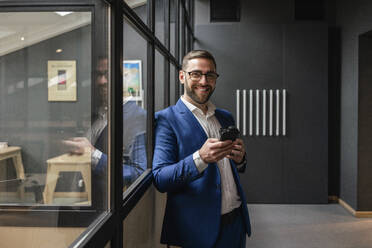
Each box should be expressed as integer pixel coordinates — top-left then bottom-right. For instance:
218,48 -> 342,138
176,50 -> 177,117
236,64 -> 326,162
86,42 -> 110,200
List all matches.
182,50 -> 217,70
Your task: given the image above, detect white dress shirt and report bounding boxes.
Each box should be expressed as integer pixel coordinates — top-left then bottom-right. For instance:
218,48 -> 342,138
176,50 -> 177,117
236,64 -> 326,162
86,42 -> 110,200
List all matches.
180,96 -> 241,215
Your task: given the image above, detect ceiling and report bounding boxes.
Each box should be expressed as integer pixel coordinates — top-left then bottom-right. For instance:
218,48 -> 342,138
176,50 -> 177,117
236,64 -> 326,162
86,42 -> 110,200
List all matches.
125,0 -> 147,8
0,12 -> 91,57
0,2 -> 148,57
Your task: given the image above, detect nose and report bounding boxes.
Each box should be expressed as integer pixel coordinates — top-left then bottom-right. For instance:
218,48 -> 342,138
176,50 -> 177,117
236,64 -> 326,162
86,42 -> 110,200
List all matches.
97,75 -> 108,86
198,74 -> 208,84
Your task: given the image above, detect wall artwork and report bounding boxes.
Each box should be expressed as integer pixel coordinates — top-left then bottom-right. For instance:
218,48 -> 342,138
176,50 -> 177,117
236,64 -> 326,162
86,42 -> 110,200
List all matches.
48,60 -> 77,101
123,60 -> 142,101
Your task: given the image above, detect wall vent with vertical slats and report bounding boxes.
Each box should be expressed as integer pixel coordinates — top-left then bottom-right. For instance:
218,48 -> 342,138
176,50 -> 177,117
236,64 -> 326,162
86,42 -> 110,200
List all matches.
210,0 -> 240,22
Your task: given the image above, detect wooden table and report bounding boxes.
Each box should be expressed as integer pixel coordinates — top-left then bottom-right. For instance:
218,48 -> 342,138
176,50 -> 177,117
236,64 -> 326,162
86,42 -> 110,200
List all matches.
0,146 -> 25,198
43,152 -> 91,205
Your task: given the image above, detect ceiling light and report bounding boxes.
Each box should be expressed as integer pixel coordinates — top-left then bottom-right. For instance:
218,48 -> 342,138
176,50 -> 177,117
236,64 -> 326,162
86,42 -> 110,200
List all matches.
20,37 -> 25,41
55,11 -> 73,17
56,49 -> 63,53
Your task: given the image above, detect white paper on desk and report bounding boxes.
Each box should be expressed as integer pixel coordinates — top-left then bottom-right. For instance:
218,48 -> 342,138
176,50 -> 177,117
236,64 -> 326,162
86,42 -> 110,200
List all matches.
0,142 -> 8,149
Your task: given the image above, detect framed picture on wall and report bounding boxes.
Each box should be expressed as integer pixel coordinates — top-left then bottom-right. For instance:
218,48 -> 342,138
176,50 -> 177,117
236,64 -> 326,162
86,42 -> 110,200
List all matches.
123,60 -> 143,102
47,60 -> 77,101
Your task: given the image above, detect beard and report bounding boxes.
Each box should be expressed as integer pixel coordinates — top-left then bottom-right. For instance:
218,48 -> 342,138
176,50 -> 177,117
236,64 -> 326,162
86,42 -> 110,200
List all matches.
99,85 -> 108,107
184,78 -> 215,105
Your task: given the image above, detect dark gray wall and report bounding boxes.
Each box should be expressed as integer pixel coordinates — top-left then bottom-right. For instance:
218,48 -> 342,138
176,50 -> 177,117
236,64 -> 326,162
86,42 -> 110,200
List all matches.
194,0 -> 329,203
283,23 -> 328,203
358,33 -> 372,211
335,0 -> 372,210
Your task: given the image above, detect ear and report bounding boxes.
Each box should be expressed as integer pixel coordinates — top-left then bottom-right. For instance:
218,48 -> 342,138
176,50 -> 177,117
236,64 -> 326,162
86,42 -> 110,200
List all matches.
179,70 -> 185,85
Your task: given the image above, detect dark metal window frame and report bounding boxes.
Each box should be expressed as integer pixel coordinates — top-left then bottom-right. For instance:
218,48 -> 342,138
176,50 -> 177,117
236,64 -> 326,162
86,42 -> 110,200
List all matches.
0,0 -> 194,247
79,1 -> 194,246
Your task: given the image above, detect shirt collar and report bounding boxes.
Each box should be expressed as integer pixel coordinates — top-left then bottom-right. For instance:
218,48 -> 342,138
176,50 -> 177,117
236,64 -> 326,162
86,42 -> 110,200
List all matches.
180,96 -> 216,118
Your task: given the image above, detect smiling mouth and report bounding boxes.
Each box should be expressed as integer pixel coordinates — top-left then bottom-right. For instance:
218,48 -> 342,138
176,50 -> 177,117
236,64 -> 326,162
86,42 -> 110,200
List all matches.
194,86 -> 210,93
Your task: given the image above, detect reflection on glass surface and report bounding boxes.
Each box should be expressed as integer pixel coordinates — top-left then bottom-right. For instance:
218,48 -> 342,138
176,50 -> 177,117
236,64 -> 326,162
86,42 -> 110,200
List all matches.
124,0 -> 148,26
170,0 -> 176,56
155,50 -> 165,112
123,18 -> 148,191
155,0 -> 165,45
170,64 -> 177,105
179,8 -> 185,59
0,8 -> 110,247
0,11 -> 109,209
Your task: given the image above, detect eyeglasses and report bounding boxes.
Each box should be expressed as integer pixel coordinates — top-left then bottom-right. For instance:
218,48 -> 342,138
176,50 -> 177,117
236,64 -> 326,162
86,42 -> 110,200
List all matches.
183,70 -> 219,82
96,70 -> 108,78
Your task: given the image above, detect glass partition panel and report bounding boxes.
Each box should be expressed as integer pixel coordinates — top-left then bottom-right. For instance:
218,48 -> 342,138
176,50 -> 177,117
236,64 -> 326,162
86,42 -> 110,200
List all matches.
186,25 -> 190,53
155,0 -> 165,45
155,50 -> 165,112
0,6 -> 110,247
0,11 -> 105,207
124,0 -> 148,26
123,17 -> 148,190
170,63 -> 177,105
179,6 -> 185,58
185,0 -> 190,15
170,0 -> 176,56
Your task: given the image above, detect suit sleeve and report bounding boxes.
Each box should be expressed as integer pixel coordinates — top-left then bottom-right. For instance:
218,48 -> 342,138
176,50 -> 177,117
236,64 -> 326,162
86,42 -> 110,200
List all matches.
123,132 -> 147,184
93,132 -> 147,184
152,114 -> 201,193
94,153 -> 107,175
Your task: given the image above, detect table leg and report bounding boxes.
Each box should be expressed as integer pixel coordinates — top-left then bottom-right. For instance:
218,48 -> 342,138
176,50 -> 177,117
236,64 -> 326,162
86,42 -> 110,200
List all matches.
43,166 -> 59,204
80,167 -> 91,205
13,152 -> 25,180
12,153 -> 25,199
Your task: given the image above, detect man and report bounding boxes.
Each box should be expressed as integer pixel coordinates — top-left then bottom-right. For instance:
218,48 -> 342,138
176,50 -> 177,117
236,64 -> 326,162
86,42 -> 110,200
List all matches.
63,57 -> 147,207
153,50 -> 251,248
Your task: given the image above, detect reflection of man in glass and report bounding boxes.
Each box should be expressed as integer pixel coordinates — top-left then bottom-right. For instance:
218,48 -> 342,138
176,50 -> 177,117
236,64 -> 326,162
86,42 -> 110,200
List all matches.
63,56 -> 147,198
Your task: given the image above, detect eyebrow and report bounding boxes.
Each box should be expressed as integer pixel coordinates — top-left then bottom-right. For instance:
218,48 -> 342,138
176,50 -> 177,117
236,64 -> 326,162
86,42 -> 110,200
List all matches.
189,70 -> 216,73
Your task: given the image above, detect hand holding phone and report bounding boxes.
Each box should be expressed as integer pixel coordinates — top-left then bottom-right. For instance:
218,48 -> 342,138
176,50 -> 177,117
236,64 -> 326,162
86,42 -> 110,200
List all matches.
219,126 -> 240,141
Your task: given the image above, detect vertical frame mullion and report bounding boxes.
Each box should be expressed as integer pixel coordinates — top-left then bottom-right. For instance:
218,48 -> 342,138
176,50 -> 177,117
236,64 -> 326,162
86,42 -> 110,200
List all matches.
164,0 -> 170,107
180,0 -> 186,95
191,0 -> 194,50
175,0 -> 180,98
181,6 -> 186,58
180,2 -> 185,96
147,0 -> 155,168
111,0 -> 124,247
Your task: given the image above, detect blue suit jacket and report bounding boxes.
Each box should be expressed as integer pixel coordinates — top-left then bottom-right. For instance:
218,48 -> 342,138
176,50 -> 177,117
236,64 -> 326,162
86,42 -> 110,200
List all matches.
93,101 -> 147,209
94,101 -> 147,184
153,99 -> 251,248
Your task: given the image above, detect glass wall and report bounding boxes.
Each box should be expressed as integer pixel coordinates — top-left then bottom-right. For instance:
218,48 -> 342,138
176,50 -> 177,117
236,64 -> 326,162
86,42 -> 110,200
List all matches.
124,0 -> 148,25
155,0 -> 165,45
121,0 -> 194,247
0,0 -> 195,247
0,11 -> 95,207
123,17 -> 148,190
0,2 -> 111,247
170,0 -> 177,56
155,50 -> 165,111
170,63 -> 177,105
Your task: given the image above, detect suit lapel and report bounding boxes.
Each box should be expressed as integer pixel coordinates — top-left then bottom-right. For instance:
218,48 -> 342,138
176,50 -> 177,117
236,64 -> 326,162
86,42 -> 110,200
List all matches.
175,99 -> 208,143
214,109 -> 232,129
